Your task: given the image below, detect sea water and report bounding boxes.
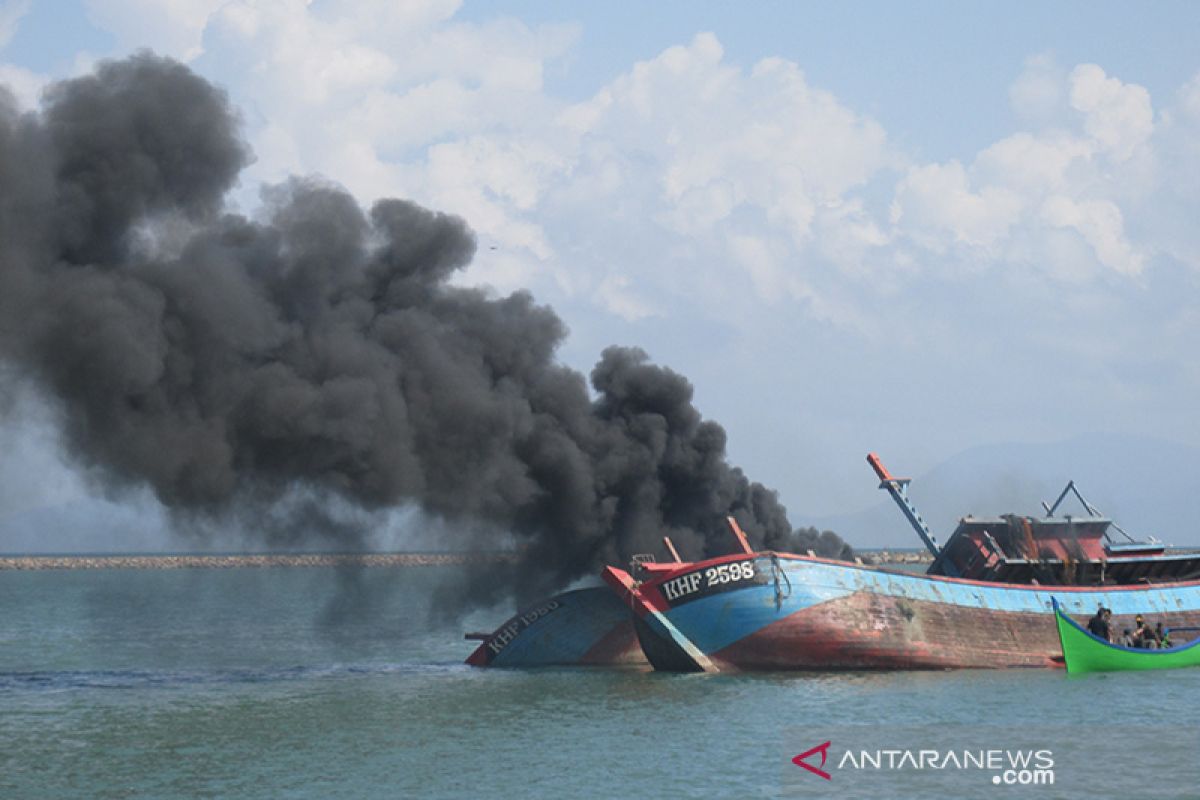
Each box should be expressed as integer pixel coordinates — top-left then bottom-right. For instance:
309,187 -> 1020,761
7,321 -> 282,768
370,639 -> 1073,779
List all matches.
1,567 -> 1197,799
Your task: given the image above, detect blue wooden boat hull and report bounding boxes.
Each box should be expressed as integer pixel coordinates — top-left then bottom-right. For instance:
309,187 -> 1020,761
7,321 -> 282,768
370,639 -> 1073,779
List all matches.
604,553 -> 1200,671
465,587 -> 646,668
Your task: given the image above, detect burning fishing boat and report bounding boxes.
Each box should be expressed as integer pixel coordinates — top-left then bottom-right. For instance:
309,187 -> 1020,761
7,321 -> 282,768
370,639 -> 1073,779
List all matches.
602,454 -> 1200,671
464,587 -> 647,668
468,453 -> 1200,671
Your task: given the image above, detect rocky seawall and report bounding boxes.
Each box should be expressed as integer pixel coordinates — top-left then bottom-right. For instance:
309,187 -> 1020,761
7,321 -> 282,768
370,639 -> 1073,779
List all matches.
859,549 -> 935,565
0,553 -> 515,570
0,550 -> 929,570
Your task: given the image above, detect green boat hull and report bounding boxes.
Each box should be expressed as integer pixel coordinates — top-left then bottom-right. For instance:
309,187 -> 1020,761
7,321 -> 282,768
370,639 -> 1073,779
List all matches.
1053,598 -> 1200,675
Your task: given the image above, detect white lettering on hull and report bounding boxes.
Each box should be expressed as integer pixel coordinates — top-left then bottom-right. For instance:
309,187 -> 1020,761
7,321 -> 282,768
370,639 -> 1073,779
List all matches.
660,560 -> 757,603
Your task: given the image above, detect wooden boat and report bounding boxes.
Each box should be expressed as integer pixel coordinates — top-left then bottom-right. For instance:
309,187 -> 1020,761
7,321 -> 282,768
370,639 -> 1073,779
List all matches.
597,455 -> 1200,671
469,453 -> 1200,671
463,587 -> 645,668
1052,597 -> 1200,674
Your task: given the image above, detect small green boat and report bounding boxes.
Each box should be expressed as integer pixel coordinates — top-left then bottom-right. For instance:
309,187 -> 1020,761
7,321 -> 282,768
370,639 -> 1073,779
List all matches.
1053,598 -> 1200,675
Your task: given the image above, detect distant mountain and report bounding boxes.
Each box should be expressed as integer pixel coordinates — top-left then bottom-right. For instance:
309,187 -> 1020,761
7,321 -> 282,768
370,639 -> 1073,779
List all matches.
6,433 -> 1197,554
794,434 -> 1200,549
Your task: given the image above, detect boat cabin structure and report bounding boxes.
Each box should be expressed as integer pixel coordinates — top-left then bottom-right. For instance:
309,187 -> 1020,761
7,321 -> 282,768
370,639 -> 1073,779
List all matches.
868,453 -> 1200,586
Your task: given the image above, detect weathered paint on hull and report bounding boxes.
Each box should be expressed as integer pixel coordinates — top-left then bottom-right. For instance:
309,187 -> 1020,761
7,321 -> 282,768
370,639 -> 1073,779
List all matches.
612,554 -> 1200,671
465,586 -> 646,668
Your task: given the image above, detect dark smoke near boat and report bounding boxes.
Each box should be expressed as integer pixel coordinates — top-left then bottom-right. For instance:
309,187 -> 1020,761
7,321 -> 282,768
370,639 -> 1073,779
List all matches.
0,53 -> 851,607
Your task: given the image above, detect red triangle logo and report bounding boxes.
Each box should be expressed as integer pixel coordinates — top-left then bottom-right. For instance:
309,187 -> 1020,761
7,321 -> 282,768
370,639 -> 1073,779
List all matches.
792,741 -> 832,780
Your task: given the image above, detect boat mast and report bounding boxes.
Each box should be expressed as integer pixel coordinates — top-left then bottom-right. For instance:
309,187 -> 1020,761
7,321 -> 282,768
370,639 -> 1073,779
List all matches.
1042,479 -> 1140,544
866,453 -> 945,561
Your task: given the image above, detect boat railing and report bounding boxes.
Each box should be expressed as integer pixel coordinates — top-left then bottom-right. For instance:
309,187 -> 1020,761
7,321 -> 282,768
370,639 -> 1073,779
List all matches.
1166,626 -> 1200,645
629,553 -> 656,579
1042,479 -> 1147,546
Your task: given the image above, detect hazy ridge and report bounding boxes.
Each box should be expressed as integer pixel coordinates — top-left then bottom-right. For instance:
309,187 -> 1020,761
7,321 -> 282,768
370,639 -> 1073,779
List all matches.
796,433 -> 1200,548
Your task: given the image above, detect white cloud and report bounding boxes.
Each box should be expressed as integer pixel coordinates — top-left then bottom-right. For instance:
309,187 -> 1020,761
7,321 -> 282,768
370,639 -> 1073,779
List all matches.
0,62 -> 43,109
812,198 -> 890,281
0,0 -> 29,51
70,4 -> 1178,324
1039,195 -> 1145,277
887,62 -> 1165,283
423,136 -> 561,258
594,273 -> 656,321
84,0 -> 228,60
191,22 -> 892,319
36,6 -> 1198,322
0,0 -> 42,110
727,233 -> 787,301
1068,63 -> 1154,162
972,131 -> 1091,194
581,37 -> 890,242
550,33 -> 891,320
1009,53 -> 1065,123
1177,72 -> 1200,126
892,160 -> 1023,252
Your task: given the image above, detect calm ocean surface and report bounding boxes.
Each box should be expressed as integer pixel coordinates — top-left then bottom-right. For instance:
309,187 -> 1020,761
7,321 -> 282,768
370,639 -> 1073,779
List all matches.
2,566 -> 1197,799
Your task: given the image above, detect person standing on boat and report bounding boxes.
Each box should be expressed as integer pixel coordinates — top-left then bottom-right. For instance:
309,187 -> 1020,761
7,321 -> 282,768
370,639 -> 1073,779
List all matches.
1087,607 -> 1112,641
1119,628 -> 1135,647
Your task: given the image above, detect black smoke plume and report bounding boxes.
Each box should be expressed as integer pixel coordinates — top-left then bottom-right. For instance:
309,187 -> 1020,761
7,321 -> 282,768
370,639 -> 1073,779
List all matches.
0,54 -> 850,606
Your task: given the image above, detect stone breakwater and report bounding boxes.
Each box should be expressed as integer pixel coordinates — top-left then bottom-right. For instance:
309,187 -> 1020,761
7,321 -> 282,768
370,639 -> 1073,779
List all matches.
1,551 -> 926,570
860,550 -> 935,565
0,553 -> 516,570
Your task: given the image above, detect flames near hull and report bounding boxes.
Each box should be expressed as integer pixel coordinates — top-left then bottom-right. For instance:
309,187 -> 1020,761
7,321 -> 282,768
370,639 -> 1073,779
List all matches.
604,554 -> 1200,671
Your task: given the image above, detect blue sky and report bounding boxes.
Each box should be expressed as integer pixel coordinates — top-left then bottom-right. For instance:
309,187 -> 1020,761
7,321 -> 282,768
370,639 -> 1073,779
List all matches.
2,1 -> 1199,547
